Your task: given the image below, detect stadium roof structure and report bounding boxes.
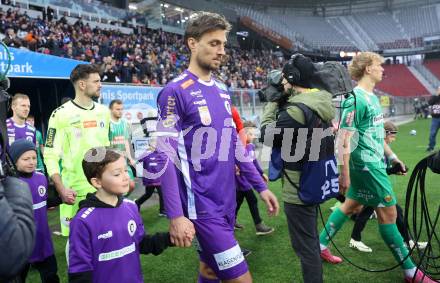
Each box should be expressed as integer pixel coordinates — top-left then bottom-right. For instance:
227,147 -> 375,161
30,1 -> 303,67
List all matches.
220,0 -> 440,15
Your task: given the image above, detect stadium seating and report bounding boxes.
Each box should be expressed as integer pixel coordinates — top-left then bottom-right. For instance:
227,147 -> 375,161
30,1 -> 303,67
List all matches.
235,3 -> 440,52
376,64 -> 430,96
424,60 -> 440,81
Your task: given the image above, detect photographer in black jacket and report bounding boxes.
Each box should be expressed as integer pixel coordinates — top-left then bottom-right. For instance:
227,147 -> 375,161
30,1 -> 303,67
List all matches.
260,54 -> 336,283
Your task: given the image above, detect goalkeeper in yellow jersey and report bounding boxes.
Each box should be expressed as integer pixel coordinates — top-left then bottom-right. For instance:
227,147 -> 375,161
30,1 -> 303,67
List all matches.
44,64 -> 110,236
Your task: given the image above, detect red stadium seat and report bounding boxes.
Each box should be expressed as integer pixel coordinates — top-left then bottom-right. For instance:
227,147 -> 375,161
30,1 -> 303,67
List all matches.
424,60 -> 440,81
376,64 -> 429,96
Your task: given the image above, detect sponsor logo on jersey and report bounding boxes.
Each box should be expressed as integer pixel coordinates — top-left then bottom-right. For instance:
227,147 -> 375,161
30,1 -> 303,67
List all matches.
83,120 -> 97,128
45,128 -> 56,148
373,113 -> 384,125
38,185 -> 46,197
163,96 -> 178,128
26,136 -> 33,142
213,244 -> 244,270
127,219 -> 137,237
190,89 -> 203,98
98,242 -> 136,262
224,101 -> 232,115
219,93 -> 230,99
198,106 -> 212,126
193,99 -> 207,105
33,201 -> 47,210
181,79 -> 195,90
345,111 -> 355,127
98,230 -> 113,240
111,135 -> 125,145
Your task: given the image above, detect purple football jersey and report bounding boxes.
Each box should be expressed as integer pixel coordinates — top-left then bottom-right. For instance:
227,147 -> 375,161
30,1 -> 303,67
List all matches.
68,199 -> 145,283
140,148 -> 166,186
236,143 -> 264,191
156,70 -> 267,220
19,172 -> 54,263
6,118 -> 36,148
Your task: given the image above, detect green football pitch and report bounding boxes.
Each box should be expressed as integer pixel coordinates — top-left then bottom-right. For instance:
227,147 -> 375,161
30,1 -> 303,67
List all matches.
27,119 -> 439,282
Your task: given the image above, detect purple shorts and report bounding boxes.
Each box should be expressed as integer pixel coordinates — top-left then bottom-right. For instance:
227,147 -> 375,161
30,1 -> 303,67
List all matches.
192,213 -> 248,280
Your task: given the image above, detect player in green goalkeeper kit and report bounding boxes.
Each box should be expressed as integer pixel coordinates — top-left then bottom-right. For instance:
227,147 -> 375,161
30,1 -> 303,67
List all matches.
44,64 -> 110,236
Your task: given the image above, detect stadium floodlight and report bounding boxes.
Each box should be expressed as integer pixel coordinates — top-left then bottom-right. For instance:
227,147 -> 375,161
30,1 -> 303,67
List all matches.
128,3 -> 137,10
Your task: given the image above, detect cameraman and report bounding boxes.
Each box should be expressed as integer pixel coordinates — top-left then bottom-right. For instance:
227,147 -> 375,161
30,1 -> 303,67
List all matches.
260,54 -> 336,283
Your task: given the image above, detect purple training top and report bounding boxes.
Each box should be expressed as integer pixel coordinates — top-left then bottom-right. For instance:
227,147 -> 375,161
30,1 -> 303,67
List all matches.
156,70 -> 267,220
6,118 -> 36,148
19,171 -> 55,263
236,143 -> 264,191
140,148 -> 167,186
69,199 -> 145,283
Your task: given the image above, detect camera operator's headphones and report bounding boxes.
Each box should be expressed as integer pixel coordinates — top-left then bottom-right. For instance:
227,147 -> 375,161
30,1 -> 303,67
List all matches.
282,54 -> 302,86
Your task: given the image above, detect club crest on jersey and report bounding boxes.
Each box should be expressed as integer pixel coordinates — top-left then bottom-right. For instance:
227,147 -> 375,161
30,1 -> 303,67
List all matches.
198,106 -> 212,126
99,121 -> 105,128
38,185 -> 46,197
224,101 -> 232,115
127,219 -> 137,237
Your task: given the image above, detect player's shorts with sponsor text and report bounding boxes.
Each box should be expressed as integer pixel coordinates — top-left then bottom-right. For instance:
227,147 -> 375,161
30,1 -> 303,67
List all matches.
346,168 -> 397,207
192,213 -> 248,280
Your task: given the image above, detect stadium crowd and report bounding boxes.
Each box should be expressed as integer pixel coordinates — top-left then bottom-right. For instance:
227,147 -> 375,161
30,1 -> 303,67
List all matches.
0,7 -> 282,89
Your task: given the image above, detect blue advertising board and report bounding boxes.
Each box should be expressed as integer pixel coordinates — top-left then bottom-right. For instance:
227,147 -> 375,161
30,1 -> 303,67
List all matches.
101,84 -> 161,124
1,47 -> 86,79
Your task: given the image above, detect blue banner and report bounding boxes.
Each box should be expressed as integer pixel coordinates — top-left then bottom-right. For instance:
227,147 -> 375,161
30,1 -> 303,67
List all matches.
0,47 -> 86,79
101,84 -> 161,123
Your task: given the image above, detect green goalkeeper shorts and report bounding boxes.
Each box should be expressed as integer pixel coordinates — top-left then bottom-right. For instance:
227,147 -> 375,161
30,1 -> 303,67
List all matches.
346,168 -> 397,207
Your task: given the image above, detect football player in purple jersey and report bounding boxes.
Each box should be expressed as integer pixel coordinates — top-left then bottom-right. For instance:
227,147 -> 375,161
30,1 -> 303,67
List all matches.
156,12 -> 279,283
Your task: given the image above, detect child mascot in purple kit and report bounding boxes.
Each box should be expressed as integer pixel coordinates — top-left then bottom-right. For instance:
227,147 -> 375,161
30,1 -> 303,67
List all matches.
68,147 -> 173,283
135,137 -> 166,216
8,139 -> 61,283
235,121 -> 274,236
